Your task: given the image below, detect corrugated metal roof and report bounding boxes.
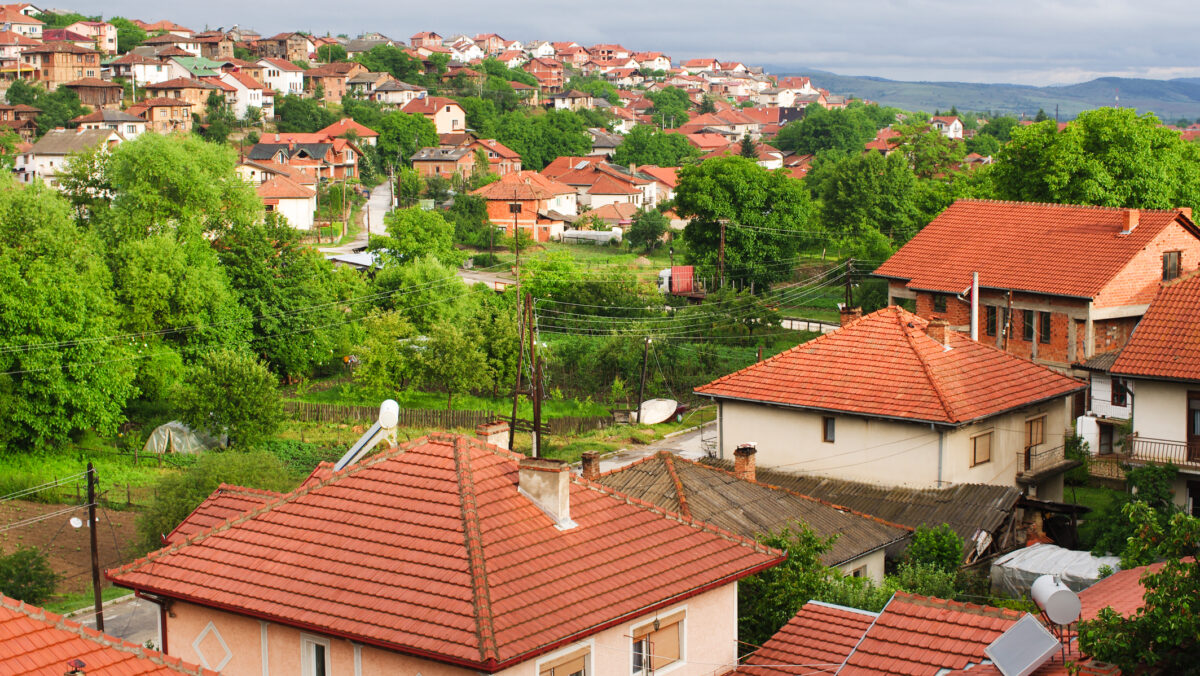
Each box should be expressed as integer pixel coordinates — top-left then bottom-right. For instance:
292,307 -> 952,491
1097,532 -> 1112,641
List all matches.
703,458 -> 1018,554
599,452 -> 911,566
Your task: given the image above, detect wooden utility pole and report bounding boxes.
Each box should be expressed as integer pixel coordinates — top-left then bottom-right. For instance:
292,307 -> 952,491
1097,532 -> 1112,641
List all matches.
636,337 -> 650,423
718,220 -> 726,288
1003,290 -> 1014,350
87,463 -> 104,632
507,294 -> 527,451
526,293 -> 540,457
844,258 -> 855,308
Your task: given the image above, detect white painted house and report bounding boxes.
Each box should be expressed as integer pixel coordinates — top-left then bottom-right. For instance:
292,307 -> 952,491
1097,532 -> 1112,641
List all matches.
257,57 -> 305,96
15,128 -> 122,189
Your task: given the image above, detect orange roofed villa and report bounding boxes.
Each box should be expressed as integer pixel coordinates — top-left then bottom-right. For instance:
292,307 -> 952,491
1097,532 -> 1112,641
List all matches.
695,307 -> 1086,501
107,427 -> 781,676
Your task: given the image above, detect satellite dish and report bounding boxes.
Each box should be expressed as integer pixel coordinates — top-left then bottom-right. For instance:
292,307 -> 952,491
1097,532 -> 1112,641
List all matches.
69,517 -> 83,529
1031,574 -> 1082,625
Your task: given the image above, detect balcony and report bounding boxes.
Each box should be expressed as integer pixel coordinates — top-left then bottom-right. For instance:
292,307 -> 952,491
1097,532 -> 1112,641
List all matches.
1015,444 -> 1078,485
1118,436 -> 1200,471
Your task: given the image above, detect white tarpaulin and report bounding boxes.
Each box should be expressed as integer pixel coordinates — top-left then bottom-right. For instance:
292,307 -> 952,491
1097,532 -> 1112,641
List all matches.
991,543 -> 1120,596
142,421 -> 225,455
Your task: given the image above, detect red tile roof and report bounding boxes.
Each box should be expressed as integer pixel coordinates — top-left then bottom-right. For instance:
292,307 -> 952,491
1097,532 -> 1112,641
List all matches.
874,199 -> 1198,297
402,95 -> 463,116
636,165 -> 679,188
1110,271 -> 1200,382
1079,559 -> 1168,622
257,174 -> 317,200
588,201 -> 639,222
144,76 -> 217,90
108,433 -> 781,670
317,117 -> 379,138
738,601 -> 877,676
696,306 -> 1084,425
258,56 -> 304,72
165,484 -> 281,545
472,137 -> 520,159
865,126 -> 901,152
474,170 -> 574,201
0,594 -> 214,675
62,77 -> 122,89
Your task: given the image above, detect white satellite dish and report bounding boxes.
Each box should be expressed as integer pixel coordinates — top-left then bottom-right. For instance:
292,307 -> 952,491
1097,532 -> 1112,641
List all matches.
69,517 -> 83,529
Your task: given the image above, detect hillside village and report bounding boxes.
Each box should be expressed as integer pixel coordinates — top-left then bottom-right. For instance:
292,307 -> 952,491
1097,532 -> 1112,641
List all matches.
0,3 -> 1199,676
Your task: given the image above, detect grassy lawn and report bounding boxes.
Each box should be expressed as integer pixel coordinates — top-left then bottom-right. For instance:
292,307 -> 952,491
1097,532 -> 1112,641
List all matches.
0,437 -> 184,507
42,586 -> 134,616
290,381 -> 612,419
1063,483 -> 1122,514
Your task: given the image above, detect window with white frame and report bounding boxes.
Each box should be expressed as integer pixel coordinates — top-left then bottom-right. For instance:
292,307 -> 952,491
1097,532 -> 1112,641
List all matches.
632,610 -> 684,675
301,634 -> 331,676
540,647 -> 589,676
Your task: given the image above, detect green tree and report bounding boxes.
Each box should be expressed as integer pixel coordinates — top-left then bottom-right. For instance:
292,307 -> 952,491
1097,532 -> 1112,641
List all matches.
109,17 -> 147,53
699,95 -> 717,114
1078,504 -> 1200,672
0,179 -> 135,451
490,109 -> 593,169
354,44 -> 423,84
647,86 -> 691,128
810,150 -> 944,243
418,319 -> 490,408
906,524 -> 963,571
988,108 -> 1200,211
1034,108 -> 1050,122
965,133 -> 1001,157
173,347 -> 281,447
627,208 -> 668,253
377,110 -> 438,166
317,43 -> 347,63
135,450 -> 297,554
371,255 -> 470,331
565,76 -> 619,104
274,94 -> 339,133
739,524 -> 835,649
0,548 -> 59,604
447,192 -> 493,248
892,119 -> 967,179
468,290 -> 519,397
6,80 -> 86,137
396,166 -> 423,205
773,105 -> 876,155
739,134 -> 757,158
1090,462 -> 1179,564
0,130 -> 17,172
610,125 -> 700,167
978,116 -> 1019,142
677,157 -> 814,289
370,207 -> 462,267
355,310 -> 421,394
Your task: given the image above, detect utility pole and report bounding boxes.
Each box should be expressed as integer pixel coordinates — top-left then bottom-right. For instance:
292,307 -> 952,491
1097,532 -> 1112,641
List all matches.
1003,290 -> 1014,351
636,337 -> 650,423
87,463 -> 104,632
844,258 -> 855,309
526,293 -> 540,457
507,293 -> 527,451
718,220 -> 726,288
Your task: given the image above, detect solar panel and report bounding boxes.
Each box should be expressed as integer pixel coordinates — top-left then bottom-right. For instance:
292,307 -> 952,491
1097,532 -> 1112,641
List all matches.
984,613 -> 1060,676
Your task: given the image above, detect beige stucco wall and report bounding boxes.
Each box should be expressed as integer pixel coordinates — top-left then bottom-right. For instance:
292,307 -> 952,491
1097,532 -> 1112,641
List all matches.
834,548 -> 886,583
1130,379 -> 1191,441
717,395 -> 1073,493
164,582 -> 739,676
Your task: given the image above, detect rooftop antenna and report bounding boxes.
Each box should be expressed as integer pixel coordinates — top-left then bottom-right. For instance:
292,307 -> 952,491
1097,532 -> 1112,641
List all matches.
333,400 -> 399,471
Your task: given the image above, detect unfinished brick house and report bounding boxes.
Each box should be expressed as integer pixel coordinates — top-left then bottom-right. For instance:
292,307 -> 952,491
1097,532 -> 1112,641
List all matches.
874,200 -> 1200,373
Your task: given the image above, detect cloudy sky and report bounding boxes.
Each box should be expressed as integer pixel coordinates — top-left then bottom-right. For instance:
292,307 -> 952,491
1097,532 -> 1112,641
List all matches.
73,0 -> 1200,86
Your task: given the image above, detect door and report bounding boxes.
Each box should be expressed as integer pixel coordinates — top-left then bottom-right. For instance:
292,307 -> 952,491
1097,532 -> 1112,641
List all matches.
1189,392 -> 1200,463
1189,481 -> 1200,518
1098,423 -> 1113,455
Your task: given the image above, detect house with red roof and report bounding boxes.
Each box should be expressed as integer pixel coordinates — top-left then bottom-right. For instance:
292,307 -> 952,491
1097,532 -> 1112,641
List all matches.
249,131 -> 363,180
875,200 -> 1200,371
402,95 -> 465,134
865,126 -> 902,154
317,117 -> 379,146
590,43 -> 630,60
554,45 -> 591,66
410,31 -> 443,49
696,306 -> 1085,498
700,141 -> 785,170
258,174 -> 317,230
127,97 -> 193,133
108,431 -> 782,676
681,57 -> 719,73
474,170 -> 578,241
257,56 -> 305,95
1105,269 -> 1200,510
0,594 -> 215,675
541,156 -> 659,209
303,61 -> 366,103
493,49 -> 526,69
0,6 -> 40,38
931,115 -> 964,139
470,137 -> 521,175
255,32 -> 313,63
523,56 -> 563,92
19,42 -> 101,91
133,19 -> 193,38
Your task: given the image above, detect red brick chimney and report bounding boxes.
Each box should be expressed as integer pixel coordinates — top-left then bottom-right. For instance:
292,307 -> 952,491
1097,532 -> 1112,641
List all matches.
580,451 -> 600,481
839,305 -> 863,327
734,443 -> 757,482
1121,209 -> 1139,234
926,318 -> 949,346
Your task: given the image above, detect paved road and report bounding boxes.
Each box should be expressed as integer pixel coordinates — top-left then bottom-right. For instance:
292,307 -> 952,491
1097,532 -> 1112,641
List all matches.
586,422 -> 714,474
319,182 -> 391,256
72,595 -> 159,649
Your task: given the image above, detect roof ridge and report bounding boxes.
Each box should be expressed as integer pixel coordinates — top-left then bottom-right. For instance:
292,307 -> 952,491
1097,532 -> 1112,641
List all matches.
452,435 -> 499,662
892,591 -> 1024,620
897,309 -> 959,423
659,452 -> 691,519
953,198 -> 1182,214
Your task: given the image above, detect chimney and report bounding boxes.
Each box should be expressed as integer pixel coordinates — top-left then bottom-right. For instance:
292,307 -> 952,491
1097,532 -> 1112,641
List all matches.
1120,209 -> 1139,235
927,318 -> 950,346
839,304 -> 862,327
580,451 -> 600,481
733,443 -> 757,482
475,420 -> 510,449
518,457 -> 576,529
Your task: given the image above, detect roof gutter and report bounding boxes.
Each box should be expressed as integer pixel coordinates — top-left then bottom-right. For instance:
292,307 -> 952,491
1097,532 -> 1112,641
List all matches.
870,273 -> 1096,301
108,554 -> 784,674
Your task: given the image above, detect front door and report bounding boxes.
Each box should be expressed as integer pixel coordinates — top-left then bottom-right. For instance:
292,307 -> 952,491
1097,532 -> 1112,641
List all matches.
1189,481 -> 1200,518
1189,392 -> 1200,463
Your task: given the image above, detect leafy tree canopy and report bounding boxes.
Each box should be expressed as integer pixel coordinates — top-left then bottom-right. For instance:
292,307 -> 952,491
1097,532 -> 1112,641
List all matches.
317,43 -> 347,63
370,207 -> 462,267
109,17 -> 147,53
172,347 -> 281,447
377,110 -> 438,166
626,208 -> 669,253
647,86 -> 691,128
773,105 -> 877,155
611,124 -> 700,167
5,80 -> 87,137
275,94 -> 339,133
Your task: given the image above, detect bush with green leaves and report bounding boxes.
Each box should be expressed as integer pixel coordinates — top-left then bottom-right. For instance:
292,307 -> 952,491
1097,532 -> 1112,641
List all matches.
906,523 -> 963,571
135,450 -> 298,554
172,348 -> 282,448
0,547 -> 59,604
1090,462 -> 1178,562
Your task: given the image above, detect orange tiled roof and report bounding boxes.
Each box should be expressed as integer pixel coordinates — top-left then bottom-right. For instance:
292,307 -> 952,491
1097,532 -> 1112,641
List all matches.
166,484 -> 281,544
474,170 -> 573,201
738,601 -> 877,676
695,306 -> 1084,425
402,95 -> 462,116
636,165 -> 679,188
108,433 -> 780,669
0,595 -> 214,675
257,174 -> 316,200
1111,270 -> 1200,381
317,117 -> 379,138
874,199 -> 1198,297
472,137 -> 519,159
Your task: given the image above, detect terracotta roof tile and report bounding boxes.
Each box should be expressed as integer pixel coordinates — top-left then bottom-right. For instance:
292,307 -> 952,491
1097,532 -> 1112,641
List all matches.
874,199 -> 1197,297
696,306 -> 1084,425
108,434 -> 781,669
738,601 -> 877,676
317,117 -> 379,138
257,175 -> 317,200
165,484 -> 281,545
1110,270 -> 1200,381
474,170 -> 573,201
0,595 -> 214,675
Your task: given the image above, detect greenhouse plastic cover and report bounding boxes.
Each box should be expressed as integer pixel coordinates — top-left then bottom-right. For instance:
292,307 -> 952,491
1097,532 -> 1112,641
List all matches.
990,543 -> 1120,596
142,421 -> 225,455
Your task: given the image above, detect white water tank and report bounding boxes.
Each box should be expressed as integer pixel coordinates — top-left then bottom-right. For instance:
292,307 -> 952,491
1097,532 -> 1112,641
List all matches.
379,399 -> 399,430
1031,574 -> 1081,625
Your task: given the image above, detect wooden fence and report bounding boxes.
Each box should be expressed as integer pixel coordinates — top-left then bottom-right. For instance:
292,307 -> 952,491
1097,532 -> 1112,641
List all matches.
283,401 -> 613,435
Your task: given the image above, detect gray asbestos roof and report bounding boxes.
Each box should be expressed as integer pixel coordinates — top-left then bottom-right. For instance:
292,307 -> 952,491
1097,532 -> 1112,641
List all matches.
29,128 -> 120,155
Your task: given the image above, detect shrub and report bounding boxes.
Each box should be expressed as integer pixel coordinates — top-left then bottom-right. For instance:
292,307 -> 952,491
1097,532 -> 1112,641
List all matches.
0,547 -> 59,604
906,524 -> 963,572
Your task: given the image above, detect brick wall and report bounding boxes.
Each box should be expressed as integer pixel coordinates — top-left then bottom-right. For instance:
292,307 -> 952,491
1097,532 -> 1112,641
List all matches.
1095,219 -> 1200,308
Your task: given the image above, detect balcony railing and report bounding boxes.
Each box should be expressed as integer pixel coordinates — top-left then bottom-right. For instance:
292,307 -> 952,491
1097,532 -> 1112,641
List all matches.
1122,436 -> 1200,469
1016,444 -> 1067,479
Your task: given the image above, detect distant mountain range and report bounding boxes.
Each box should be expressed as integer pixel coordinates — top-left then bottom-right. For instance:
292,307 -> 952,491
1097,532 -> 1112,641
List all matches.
767,69 -> 1200,121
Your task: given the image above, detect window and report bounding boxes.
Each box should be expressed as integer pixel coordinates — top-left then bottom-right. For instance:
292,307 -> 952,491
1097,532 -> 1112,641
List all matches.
822,416 -> 835,443
986,306 -> 997,336
933,294 -> 947,312
849,566 -> 867,578
972,432 -> 992,466
1111,377 -> 1129,407
1025,416 -> 1045,449
540,648 -> 589,676
1163,251 -> 1181,281
1022,309 -> 1034,341
633,611 -> 683,674
1039,312 -> 1051,344
301,635 -> 330,676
